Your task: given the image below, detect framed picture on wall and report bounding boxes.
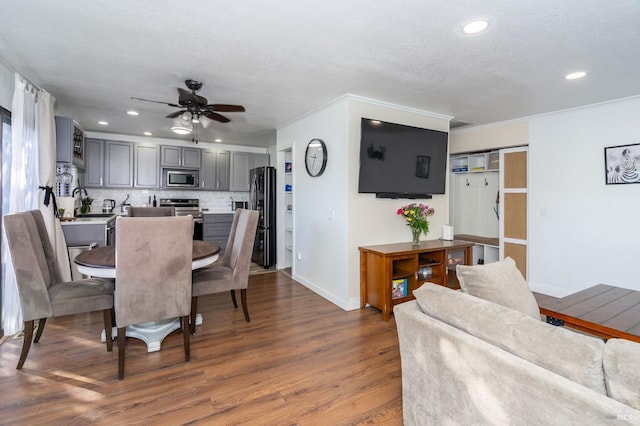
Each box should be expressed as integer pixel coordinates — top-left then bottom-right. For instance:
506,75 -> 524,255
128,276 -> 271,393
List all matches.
604,143 -> 640,185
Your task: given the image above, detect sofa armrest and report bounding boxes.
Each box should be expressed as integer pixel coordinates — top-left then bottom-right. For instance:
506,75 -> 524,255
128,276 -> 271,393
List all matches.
395,300 -> 640,425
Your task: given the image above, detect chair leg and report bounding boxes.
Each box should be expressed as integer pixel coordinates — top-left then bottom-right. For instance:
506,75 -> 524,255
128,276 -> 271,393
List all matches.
16,320 -> 35,369
241,288 -> 250,322
117,327 -> 126,380
190,297 -> 198,335
182,315 -> 191,362
103,309 -> 113,352
230,290 -> 238,308
33,318 -> 47,343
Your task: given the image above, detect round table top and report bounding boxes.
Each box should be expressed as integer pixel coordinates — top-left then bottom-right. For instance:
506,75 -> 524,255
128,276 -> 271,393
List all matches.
74,240 -> 220,269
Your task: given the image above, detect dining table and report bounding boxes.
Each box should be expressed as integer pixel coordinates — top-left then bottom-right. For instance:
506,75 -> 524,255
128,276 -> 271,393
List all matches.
74,240 -> 220,352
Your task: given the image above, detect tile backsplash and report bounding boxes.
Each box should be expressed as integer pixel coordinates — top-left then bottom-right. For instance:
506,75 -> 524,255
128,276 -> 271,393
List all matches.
85,188 -> 249,213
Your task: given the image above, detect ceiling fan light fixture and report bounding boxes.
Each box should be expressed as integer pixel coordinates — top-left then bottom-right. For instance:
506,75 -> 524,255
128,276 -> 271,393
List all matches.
200,116 -> 213,128
171,125 -> 192,135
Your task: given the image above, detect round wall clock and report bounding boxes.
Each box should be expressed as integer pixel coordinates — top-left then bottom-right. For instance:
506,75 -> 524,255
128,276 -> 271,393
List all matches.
305,138 -> 327,177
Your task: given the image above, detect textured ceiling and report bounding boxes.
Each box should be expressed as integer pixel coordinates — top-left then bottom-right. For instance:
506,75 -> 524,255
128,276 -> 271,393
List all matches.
1,1 -> 639,147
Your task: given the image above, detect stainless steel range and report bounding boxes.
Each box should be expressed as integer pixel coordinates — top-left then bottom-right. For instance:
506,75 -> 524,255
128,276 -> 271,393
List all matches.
159,198 -> 203,239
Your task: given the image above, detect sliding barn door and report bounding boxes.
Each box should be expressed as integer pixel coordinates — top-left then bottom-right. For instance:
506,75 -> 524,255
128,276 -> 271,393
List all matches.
500,146 -> 528,278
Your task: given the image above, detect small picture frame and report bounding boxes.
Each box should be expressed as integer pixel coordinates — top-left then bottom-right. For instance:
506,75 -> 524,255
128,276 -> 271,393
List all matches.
604,143 -> 640,185
415,155 -> 430,179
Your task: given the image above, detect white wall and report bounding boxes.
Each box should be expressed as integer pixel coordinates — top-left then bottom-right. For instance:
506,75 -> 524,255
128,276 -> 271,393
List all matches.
0,60 -> 14,110
277,97 -> 350,306
278,95 -> 451,310
346,98 -> 450,304
528,97 -> 640,296
450,120 -> 529,153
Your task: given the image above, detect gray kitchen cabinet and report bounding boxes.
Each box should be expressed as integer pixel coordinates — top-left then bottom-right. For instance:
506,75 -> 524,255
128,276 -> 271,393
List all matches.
217,151 -> 230,190
104,141 -> 134,187
250,153 -> 270,169
229,152 -> 250,191
134,144 -> 160,188
55,116 -> 85,168
203,213 -> 234,252
201,149 -> 230,191
84,138 -> 104,187
201,150 -> 216,190
161,145 -> 201,168
230,152 -> 270,191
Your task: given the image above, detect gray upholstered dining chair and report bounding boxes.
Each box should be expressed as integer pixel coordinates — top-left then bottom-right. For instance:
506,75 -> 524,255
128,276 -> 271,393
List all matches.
114,215 -> 193,379
3,210 -> 114,370
190,209 -> 258,333
128,206 -> 175,217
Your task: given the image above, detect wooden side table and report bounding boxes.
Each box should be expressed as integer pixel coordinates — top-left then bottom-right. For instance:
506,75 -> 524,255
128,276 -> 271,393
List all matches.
359,240 -> 473,321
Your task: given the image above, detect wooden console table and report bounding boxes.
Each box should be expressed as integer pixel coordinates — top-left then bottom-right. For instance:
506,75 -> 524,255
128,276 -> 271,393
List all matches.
359,240 -> 473,321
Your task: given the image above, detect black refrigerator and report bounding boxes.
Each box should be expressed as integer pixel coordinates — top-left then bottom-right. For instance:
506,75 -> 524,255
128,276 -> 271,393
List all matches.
249,166 -> 276,268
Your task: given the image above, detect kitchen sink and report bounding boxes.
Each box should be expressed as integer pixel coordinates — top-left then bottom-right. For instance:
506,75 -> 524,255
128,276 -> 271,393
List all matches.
75,213 -> 116,218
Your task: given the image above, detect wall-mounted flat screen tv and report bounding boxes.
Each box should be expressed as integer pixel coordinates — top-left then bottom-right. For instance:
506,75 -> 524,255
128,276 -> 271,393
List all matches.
358,118 -> 448,198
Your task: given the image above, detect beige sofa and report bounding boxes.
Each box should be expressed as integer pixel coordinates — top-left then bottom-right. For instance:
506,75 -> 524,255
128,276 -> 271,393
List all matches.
395,283 -> 640,425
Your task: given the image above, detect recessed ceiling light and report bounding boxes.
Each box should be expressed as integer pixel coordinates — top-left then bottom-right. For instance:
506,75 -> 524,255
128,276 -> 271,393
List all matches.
370,120 -> 381,125
565,71 -> 586,80
127,110 -> 139,116
143,131 -> 152,136
214,138 -> 222,143
463,19 -> 489,34
98,121 -> 109,125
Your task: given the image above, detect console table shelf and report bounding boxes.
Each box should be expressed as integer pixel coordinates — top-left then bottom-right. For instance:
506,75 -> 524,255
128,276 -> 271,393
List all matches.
359,240 -> 473,321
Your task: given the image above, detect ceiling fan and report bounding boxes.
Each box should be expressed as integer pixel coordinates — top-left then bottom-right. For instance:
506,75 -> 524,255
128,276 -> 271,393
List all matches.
131,79 -> 245,125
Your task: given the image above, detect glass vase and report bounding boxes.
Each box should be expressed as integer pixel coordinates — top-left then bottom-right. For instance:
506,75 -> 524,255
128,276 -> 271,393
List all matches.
411,227 -> 421,245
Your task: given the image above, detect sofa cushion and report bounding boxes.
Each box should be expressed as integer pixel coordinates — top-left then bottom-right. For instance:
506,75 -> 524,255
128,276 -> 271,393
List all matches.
456,257 -> 540,320
603,338 -> 640,410
413,284 -> 607,395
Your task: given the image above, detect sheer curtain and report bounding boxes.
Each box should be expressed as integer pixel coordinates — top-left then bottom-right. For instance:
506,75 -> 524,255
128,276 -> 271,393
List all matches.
36,90 -> 70,281
1,74 -> 38,335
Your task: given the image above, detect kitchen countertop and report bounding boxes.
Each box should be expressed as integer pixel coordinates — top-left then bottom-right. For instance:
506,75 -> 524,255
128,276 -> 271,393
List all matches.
60,215 -> 117,225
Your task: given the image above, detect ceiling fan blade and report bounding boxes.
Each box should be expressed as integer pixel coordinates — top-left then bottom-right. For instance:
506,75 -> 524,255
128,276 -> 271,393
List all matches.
203,111 -> 230,123
131,97 -> 180,108
206,104 -> 245,112
166,110 -> 187,119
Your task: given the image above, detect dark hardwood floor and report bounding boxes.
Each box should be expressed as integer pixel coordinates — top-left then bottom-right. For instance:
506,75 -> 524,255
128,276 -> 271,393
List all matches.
0,272 -> 402,425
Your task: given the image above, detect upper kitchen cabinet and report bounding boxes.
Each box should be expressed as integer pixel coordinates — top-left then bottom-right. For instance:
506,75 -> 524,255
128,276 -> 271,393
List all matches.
84,138 -> 104,187
201,149 -> 230,191
55,116 -> 85,168
161,145 -> 201,168
85,139 -> 134,188
230,152 -> 270,191
104,141 -> 134,187
251,153 -> 270,169
134,144 -> 160,188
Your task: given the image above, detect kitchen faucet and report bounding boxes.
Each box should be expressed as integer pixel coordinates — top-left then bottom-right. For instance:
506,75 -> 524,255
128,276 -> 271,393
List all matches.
71,186 -> 93,214
71,186 -> 88,199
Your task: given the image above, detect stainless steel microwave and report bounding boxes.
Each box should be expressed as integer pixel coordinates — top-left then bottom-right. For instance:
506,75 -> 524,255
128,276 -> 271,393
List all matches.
163,168 -> 199,188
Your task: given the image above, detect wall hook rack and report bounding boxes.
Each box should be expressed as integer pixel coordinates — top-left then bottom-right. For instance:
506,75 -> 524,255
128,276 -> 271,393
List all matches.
466,179 -> 470,186
485,178 -> 489,186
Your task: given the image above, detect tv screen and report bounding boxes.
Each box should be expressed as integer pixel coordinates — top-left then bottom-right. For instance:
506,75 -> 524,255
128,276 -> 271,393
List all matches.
358,118 -> 448,198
